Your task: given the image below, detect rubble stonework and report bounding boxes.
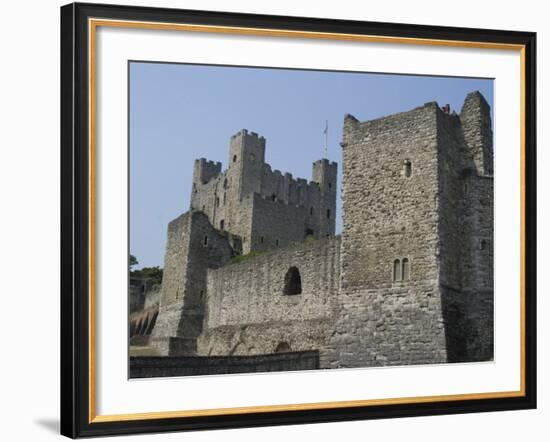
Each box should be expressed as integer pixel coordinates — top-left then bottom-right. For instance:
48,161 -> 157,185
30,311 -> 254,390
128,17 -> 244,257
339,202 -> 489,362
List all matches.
149,91 -> 494,368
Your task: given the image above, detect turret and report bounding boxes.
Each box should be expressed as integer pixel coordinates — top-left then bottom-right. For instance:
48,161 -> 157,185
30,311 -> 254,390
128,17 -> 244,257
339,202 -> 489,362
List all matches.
312,158 -> 337,195
312,159 -> 337,238
192,158 -> 221,185
460,91 -> 493,175
227,129 -> 266,199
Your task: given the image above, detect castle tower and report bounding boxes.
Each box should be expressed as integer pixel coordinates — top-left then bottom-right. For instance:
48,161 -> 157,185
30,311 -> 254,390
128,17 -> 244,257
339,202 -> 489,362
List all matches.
325,92 -> 494,369
227,129 -> 266,200
191,158 -> 221,208
312,159 -> 337,238
460,91 -> 493,176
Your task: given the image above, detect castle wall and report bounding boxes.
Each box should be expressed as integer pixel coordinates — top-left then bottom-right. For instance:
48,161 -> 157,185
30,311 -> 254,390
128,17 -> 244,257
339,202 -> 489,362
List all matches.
197,236 -> 341,356
248,193 -> 308,252
327,103 -> 449,367
340,103 -> 441,290
436,103 -> 494,362
147,91 -> 493,369
151,211 -> 234,355
190,129 -> 336,255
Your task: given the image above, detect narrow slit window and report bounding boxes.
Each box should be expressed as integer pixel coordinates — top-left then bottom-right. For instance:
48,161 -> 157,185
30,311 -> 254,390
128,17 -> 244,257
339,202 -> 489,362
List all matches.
403,160 -> 412,177
393,259 -> 401,281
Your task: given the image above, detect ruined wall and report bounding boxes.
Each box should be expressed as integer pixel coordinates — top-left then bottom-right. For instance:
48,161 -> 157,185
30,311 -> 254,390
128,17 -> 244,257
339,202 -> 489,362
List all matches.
151,211 -> 234,355
326,103 -> 448,367
436,98 -> 494,363
197,236 -> 341,356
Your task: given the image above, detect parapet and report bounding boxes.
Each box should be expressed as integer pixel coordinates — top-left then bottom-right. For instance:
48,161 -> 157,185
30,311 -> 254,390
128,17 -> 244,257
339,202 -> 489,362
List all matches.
193,158 -> 222,184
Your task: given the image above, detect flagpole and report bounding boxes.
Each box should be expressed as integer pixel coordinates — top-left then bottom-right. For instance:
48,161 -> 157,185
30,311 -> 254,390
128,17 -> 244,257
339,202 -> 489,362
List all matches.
324,120 -> 328,159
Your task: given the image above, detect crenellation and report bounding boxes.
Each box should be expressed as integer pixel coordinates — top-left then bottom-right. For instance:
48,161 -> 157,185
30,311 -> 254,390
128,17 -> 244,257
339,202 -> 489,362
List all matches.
150,91 -> 493,370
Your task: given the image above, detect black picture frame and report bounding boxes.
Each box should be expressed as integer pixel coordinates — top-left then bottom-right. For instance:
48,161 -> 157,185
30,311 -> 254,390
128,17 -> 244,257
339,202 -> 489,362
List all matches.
60,2 -> 537,438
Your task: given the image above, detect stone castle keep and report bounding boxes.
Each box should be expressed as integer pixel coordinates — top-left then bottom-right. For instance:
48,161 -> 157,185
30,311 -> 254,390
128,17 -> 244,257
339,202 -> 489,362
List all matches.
144,91 -> 494,369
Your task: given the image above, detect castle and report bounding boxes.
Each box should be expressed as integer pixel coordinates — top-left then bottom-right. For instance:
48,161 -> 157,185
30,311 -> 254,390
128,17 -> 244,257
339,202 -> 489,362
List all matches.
138,91 -> 494,370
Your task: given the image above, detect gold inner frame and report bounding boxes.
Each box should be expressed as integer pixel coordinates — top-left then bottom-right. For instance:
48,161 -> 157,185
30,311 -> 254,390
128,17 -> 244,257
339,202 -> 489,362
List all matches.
87,17 -> 527,424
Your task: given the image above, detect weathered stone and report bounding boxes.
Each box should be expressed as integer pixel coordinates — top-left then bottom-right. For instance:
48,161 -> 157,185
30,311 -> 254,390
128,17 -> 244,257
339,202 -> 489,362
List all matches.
148,91 -> 493,369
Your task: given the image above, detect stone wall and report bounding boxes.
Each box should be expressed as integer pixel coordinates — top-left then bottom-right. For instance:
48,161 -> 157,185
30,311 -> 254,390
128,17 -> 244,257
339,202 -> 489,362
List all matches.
130,351 -> 320,378
189,129 -> 336,254
151,211 -> 234,355
148,91 -> 493,369
326,103 -> 451,368
198,236 -> 341,356
324,97 -> 494,368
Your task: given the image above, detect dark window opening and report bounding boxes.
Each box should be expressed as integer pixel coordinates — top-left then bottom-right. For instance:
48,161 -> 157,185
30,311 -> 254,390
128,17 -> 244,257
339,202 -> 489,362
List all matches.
223,193 -> 226,204
328,182 -> 332,189
260,236 -> 264,244
393,259 -> 401,282
480,239 -> 488,250
283,266 -> 302,295
223,178 -> 228,189
275,239 -> 279,247
305,228 -> 314,238
220,219 -> 225,230
215,197 -> 220,207
275,342 -> 291,353
202,205 -> 205,212
310,207 -> 314,215
203,236 -> 208,246
233,154 -> 237,163
404,160 -> 412,177
271,194 -> 277,202
326,209 -> 331,219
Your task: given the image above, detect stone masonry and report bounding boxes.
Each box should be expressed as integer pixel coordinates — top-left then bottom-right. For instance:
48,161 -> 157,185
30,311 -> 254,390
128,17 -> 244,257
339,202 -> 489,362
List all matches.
149,91 -> 494,370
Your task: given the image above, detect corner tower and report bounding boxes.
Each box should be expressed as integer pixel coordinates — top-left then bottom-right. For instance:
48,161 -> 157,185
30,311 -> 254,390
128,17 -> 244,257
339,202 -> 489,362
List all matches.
227,129 -> 266,200
312,159 -> 337,237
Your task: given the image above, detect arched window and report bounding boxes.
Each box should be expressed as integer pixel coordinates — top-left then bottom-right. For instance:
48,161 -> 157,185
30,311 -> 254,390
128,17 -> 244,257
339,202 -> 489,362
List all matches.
393,259 -> 401,282
402,258 -> 410,281
403,160 -> 412,177
275,342 -> 291,353
283,267 -> 302,295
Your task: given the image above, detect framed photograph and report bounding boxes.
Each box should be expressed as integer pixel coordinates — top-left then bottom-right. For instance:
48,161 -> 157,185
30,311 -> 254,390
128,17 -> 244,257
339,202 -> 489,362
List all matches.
60,2 -> 536,438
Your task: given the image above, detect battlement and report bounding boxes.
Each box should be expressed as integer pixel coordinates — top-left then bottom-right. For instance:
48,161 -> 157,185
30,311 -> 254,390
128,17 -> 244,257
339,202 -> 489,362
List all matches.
230,128 -> 266,142
188,129 -> 338,254
193,158 -> 222,185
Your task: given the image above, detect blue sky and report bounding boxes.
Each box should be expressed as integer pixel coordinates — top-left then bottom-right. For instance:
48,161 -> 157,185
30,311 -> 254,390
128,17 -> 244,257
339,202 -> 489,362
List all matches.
130,62 -> 493,269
